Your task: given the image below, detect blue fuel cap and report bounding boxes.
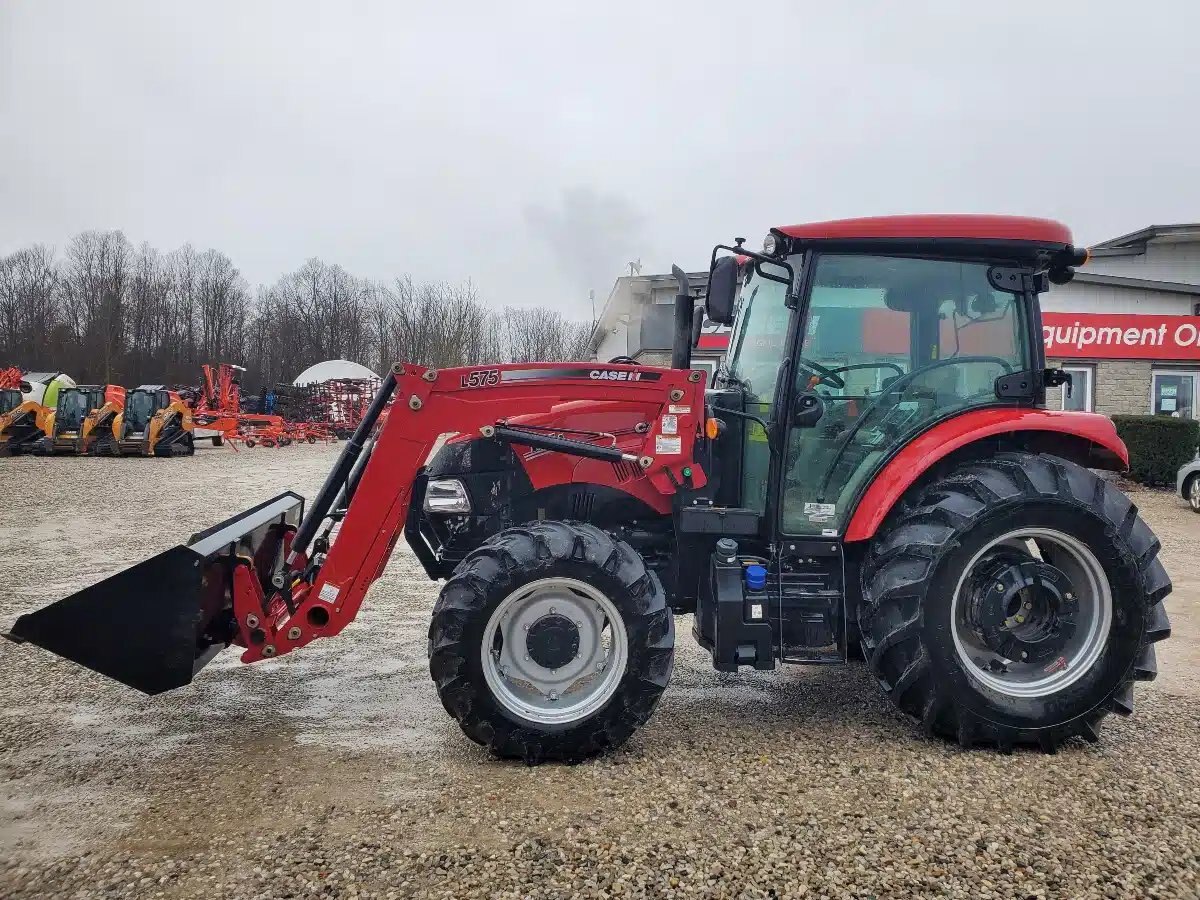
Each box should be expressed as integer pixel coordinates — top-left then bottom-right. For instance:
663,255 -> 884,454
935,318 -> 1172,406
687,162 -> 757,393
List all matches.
745,564 -> 767,592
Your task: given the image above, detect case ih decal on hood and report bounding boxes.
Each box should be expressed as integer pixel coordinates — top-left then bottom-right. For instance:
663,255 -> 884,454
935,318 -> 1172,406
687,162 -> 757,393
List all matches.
491,366 -> 662,383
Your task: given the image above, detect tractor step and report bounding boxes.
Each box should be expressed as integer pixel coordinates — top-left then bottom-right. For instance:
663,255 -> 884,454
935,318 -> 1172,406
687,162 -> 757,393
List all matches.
776,546 -> 845,664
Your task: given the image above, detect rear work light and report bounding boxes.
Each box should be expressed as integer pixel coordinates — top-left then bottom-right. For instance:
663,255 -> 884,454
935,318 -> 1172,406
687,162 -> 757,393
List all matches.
423,478 -> 472,514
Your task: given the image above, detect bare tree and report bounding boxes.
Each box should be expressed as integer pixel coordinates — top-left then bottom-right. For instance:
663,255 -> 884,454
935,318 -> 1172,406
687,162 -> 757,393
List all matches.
0,244 -> 62,368
503,307 -> 595,363
61,230 -> 131,381
0,233 -> 596,391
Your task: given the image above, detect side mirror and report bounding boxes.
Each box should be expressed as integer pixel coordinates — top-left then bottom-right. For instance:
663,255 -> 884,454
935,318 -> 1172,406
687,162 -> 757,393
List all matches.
690,307 -> 705,347
705,255 -> 738,326
793,392 -> 825,428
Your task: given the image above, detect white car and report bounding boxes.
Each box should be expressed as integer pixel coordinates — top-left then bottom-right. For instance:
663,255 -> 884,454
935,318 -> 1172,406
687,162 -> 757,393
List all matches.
1177,456 -> 1200,512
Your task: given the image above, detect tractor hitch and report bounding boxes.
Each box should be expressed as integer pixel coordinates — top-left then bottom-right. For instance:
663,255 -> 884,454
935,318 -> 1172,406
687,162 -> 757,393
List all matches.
5,491 -> 304,694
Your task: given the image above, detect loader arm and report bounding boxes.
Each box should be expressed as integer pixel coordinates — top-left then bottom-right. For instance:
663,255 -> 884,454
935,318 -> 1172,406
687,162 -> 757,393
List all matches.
254,362 -> 706,663
7,361 -> 706,694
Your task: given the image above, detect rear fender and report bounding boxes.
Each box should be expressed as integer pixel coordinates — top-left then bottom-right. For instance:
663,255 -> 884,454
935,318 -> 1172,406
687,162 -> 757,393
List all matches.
843,408 -> 1128,543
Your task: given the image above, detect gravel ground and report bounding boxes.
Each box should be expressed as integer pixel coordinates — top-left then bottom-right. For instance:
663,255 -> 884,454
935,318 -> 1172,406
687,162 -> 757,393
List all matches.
0,446 -> 1197,899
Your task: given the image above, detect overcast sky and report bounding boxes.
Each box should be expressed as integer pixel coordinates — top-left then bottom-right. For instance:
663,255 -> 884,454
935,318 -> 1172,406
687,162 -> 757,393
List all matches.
2,1 -> 1198,316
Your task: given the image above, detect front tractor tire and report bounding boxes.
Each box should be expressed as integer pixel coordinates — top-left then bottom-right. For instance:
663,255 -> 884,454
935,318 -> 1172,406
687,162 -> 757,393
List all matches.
860,452 -> 1171,752
429,521 -> 674,764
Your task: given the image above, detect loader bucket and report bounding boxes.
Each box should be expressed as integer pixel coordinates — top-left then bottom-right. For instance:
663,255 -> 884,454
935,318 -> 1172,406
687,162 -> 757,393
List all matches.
6,491 -> 304,694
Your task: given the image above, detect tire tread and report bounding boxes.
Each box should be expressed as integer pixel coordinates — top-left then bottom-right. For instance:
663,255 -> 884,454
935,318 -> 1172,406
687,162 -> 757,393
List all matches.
859,451 -> 1171,752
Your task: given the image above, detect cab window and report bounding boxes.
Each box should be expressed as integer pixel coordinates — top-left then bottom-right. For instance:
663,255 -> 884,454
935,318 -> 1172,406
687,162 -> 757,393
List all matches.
782,254 -> 1028,535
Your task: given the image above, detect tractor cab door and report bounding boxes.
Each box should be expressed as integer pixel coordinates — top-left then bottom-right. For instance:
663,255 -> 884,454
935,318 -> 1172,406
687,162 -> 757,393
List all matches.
779,254 -> 1032,537
719,262 -> 792,518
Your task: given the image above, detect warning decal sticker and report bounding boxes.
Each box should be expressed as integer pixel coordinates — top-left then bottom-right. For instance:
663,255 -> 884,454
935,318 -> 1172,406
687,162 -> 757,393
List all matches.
655,435 -> 682,454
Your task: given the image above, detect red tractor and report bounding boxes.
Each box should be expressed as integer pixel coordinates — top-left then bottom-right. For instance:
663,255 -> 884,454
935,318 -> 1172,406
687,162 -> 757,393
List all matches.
8,216 -> 1170,762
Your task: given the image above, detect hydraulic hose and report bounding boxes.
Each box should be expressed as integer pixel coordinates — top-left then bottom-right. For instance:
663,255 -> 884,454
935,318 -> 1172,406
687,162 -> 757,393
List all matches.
286,369 -> 399,565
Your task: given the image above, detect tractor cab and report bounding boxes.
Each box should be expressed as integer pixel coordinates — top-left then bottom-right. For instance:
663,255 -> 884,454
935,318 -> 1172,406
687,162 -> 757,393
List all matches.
708,225 -> 1073,534
686,216 -> 1091,668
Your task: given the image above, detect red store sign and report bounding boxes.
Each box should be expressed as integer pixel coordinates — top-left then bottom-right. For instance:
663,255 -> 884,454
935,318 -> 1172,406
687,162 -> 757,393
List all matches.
696,312 -> 1200,360
1043,312 -> 1200,360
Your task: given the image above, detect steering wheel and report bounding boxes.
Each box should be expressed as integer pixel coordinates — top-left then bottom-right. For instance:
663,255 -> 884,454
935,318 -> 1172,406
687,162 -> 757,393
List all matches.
794,357 -> 846,389
607,355 -> 638,365
823,361 -> 906,388
812,355 -> 1016,502
880,355 -> 1014,397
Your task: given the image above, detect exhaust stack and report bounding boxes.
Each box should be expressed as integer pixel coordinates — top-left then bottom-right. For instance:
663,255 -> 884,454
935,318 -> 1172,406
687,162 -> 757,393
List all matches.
670,264 -> 695,370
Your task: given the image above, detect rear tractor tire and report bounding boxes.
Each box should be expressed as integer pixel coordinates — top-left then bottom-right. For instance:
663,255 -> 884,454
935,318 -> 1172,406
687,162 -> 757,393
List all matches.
429,520 -> 674,764
859,451 -> 1171,752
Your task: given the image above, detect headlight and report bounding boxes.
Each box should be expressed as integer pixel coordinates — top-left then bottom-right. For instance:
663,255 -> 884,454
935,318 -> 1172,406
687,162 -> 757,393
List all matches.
423,478 -> 472,514
763,233 -> 781,256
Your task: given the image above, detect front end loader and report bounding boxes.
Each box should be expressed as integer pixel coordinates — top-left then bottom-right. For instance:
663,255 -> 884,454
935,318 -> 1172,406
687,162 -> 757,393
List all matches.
8,215 -> 1172,762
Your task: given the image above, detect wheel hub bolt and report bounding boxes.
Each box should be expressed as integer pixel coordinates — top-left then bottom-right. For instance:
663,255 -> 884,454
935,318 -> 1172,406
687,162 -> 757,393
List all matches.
1020,651 -> 1028,659
549,607 -> 556,614
549,691 -> 558,701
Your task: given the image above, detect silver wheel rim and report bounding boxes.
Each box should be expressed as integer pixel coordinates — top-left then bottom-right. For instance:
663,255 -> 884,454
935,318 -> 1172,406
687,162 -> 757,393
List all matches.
1190,477 -> 1200,511
481,577 -> 628,725
951,528 -> 1112,699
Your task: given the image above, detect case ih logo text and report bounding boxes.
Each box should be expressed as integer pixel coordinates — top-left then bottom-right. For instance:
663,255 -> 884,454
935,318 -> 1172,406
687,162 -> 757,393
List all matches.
590,370 -> 642,381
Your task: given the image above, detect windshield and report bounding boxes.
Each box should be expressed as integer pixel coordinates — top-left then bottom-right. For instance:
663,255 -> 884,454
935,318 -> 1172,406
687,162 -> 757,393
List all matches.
125,391 -> 157,432
57,390 -> 94,430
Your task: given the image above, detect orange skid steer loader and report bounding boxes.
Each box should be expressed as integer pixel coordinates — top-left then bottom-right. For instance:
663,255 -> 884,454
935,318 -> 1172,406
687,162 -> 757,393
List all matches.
93,385 -> 196,456
7,216 -> 1172,762
35,384 -> 126,455
0,372 -> 73,456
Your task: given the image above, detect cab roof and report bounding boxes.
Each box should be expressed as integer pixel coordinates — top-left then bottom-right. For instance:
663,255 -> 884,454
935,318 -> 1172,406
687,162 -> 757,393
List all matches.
776,215 -> 1073,247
